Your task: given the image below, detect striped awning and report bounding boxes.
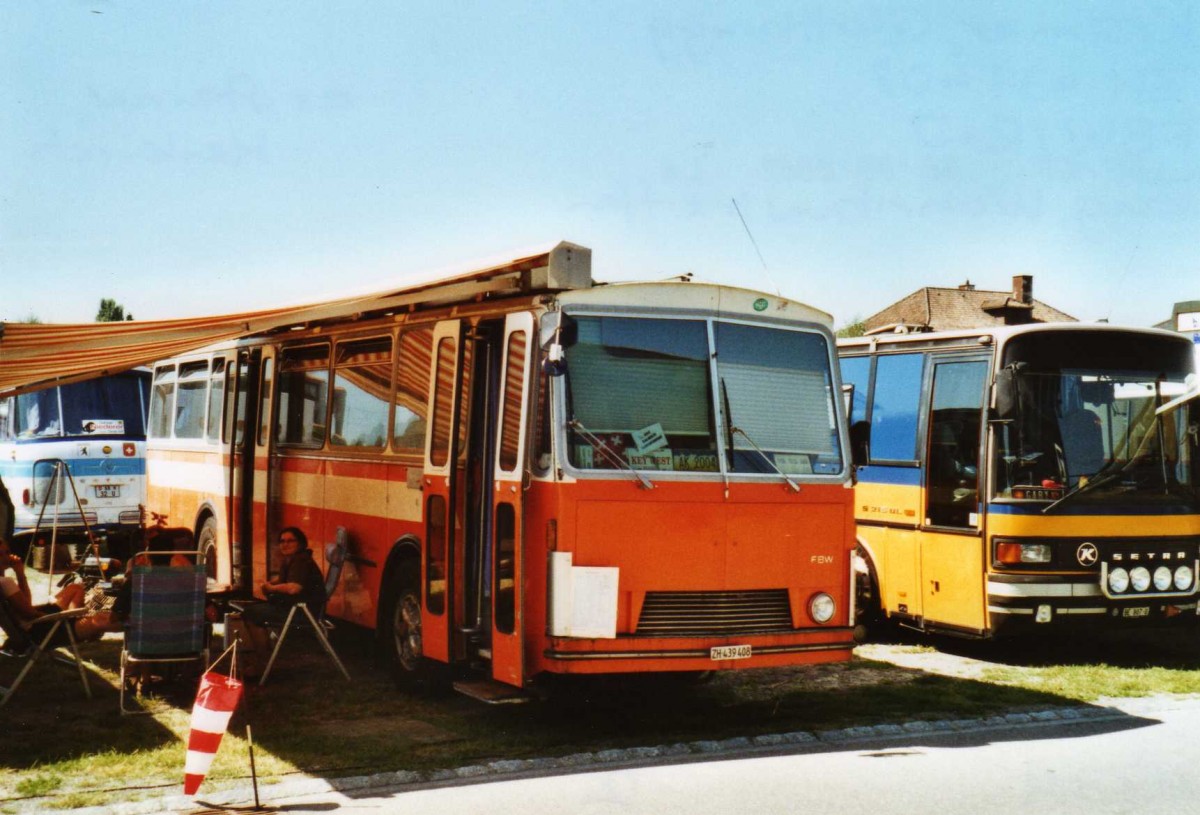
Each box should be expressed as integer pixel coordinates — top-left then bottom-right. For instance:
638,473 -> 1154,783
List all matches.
0,241 -> 590,396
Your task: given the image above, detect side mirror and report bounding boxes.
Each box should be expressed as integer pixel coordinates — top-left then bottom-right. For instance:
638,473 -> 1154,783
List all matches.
543,343 -> 567,377
993,363 -> 1023,422
849,420 -> 870,467
541,314 -> 577,378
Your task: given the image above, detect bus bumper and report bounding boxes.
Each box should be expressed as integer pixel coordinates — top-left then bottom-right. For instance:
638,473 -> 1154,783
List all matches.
987,576 -> 1200,636
540,629 -> 857,675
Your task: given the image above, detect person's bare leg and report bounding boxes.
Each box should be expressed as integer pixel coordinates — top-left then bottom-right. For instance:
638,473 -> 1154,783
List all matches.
55,582 -> 86,610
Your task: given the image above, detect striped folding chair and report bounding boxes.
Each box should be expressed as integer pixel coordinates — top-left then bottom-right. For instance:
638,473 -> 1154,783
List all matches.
120,552 -> 209,714
0,596 -> 91,707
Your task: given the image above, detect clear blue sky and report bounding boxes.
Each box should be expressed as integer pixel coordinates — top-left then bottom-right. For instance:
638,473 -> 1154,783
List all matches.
3,2 -> 1197,329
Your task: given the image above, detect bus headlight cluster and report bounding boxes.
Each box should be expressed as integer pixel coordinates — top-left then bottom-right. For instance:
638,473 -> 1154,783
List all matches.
1108,564 -> 1195,594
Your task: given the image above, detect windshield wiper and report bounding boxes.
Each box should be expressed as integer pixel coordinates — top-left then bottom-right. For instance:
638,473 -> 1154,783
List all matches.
1041,465 -> 1129,514
566,418 -> 654,490
719,378 -> 734,498
730,426 -> 801,493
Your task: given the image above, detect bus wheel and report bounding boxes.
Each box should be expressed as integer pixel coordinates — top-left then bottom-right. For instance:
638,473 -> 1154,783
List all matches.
197,516 -> 219,581
383,562 -> 428,686
853,547 -> 883,641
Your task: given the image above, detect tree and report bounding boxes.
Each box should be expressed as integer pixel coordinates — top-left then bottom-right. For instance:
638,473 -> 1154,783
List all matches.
96,298 -> 134,322
19,314 -> 42,324
836,317 -> 867,338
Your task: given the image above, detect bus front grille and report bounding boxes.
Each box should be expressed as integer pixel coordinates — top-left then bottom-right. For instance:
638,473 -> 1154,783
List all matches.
636,590 -> 793,636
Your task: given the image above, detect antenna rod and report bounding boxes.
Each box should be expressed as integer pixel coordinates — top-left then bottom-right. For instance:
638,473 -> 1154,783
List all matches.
731,198 -> 781,295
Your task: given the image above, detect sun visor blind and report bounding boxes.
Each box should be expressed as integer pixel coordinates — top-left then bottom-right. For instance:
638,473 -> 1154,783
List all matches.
723,363 -> 835,454
567,344 -> 710,433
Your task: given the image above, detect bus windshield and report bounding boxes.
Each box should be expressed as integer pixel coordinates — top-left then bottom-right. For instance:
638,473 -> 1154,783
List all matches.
993,332 -> 1197,506
563,315 -> 843,476
15,376 -> 147,440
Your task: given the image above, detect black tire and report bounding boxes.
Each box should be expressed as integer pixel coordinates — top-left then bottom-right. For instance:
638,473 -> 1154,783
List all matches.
854,547 -> 885,640
197,516 -> 219,581
381,559 -> 431,688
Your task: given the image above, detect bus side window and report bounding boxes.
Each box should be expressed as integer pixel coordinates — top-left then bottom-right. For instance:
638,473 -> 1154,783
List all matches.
148,365 -> 176,440
839,356 -> 871,465
531,360 -> 551,474
331,337 -> 392,449
394,327 -> 433,453
175,361 -> 209,439
869,353 -> 924,464
206,359 -> 225,442
257,357 -> 273,447
276,344 -> 331,448
925,360 -> 988,528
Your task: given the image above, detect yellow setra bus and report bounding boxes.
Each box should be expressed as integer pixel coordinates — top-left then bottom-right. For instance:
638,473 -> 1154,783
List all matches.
840,323 -> 1200,638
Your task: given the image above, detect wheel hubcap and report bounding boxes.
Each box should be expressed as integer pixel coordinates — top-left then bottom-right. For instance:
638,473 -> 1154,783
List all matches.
395,594 -> 422,671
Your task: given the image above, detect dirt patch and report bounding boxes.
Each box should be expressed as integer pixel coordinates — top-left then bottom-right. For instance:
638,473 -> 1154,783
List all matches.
855,644 -> 993,680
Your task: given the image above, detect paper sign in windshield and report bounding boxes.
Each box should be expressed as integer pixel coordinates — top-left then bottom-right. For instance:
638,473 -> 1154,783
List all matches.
631,423 -> 668,453
82,419 -> 125,435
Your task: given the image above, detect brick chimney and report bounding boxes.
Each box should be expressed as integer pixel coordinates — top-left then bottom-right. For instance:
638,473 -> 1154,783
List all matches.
1012,275 -> 1033,305
958,280 -> 975,291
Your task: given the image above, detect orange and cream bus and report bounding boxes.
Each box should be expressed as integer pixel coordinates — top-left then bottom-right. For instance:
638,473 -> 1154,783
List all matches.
840,324 -> 1200,639
145,242 -> 856,691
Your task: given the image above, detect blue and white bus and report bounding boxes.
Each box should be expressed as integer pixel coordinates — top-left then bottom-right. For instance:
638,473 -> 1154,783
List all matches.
0,370 -> 150,554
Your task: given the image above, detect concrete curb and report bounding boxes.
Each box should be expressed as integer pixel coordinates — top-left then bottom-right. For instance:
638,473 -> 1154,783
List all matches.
49,704 -> 1139,815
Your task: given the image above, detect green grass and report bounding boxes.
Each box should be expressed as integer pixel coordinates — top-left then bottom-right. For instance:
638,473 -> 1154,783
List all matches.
2,624 -> 1199,811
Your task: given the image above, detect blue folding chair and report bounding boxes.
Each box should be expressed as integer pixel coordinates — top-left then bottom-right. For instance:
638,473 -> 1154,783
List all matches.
120,551 -> 209,714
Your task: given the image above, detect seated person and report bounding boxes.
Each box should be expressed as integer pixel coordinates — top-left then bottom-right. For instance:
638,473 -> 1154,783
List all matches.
236,527 -> 326,673
0,536 -> 109,647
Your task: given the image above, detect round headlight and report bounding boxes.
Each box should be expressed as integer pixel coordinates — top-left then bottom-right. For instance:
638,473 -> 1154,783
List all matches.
1175,565 -> 1194,592
1108,567 -> 1130,594
1153,566 -> 1173,592
808,593 -> 836,624
1130,566 -> 1152,592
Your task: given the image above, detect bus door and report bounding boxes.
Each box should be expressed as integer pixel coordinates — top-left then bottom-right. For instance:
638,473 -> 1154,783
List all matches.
920,357 -> 989,632
250,348 -> 278,592
490,312 -> 534,686
422,321 -> 467,664
226,348 -> 261,591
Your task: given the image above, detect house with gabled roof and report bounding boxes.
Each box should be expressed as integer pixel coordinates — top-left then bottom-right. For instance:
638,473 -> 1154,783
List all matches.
863,275 -> 1076,335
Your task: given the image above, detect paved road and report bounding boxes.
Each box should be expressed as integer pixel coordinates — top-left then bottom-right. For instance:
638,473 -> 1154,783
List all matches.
251,696 -> 1200,815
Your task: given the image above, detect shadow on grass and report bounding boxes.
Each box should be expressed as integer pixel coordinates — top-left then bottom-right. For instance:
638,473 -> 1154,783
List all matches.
226,627 -> 1137,778
0,622 -> 1166,809
0,638 -> 182,768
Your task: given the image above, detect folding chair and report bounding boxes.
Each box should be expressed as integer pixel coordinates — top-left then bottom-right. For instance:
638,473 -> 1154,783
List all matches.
0,595 -> 91,707
257,527 -> 351,686
120,550 -> 210,714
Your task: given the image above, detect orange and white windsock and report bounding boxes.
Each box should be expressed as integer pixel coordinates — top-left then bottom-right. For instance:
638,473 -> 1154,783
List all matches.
184,672 -> 244,795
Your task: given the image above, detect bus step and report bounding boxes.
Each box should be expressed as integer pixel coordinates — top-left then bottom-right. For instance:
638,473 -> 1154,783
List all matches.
453,679 -> 531,705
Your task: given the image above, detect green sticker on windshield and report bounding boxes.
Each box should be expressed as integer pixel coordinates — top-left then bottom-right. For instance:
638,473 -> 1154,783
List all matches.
753,298 -> 769,312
